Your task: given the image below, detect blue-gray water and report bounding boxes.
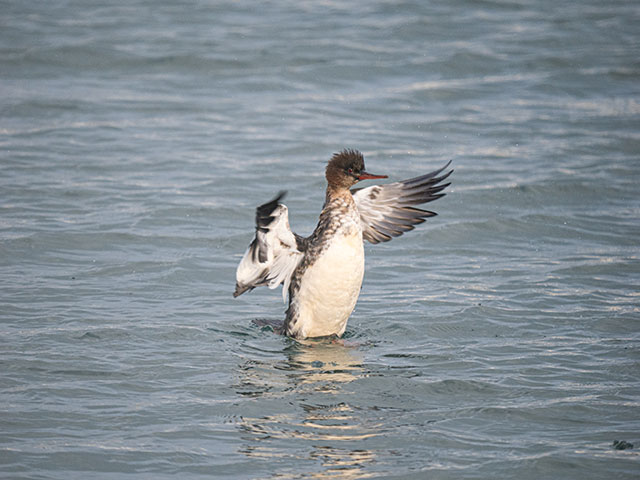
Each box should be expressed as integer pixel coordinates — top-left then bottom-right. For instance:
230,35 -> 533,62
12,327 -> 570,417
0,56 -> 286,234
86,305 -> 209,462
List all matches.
1,1 -> 639,478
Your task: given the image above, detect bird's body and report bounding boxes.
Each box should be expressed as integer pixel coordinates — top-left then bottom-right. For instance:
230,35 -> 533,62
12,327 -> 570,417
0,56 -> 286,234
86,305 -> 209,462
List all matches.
234,149 -> 452,339
285,190 -> 365,338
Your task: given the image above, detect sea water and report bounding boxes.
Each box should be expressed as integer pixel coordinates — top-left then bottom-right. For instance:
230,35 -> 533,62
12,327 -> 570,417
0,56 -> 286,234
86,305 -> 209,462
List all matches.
1,1 -> 639,478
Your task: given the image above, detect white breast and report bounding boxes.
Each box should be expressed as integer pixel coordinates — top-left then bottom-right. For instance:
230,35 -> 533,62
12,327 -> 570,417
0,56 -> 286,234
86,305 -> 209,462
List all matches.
293,230 -> 365,338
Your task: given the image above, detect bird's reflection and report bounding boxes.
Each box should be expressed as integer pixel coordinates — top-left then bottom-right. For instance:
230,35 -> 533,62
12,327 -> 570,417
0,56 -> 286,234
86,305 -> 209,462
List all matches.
235,336 -> 379,478
286,339 -> 364,390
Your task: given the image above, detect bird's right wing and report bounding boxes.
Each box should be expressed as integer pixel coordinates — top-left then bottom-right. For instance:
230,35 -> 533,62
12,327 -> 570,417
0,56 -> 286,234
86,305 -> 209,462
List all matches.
234,192 -> 304,302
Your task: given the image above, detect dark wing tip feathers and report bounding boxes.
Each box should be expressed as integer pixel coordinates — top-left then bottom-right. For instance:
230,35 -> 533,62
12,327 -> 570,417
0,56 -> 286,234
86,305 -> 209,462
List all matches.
255,190 -> 287,228
402,171 -> 453,193
233,283 -> 252,297
249,191 -> 288,264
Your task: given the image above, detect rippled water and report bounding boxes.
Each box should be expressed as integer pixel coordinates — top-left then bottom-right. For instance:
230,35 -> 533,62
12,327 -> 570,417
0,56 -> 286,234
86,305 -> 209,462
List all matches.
1,0 -> 639,478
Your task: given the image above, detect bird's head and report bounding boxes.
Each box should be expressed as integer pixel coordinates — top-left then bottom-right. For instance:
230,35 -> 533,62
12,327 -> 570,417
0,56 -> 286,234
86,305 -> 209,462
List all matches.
325,149 -> 387,190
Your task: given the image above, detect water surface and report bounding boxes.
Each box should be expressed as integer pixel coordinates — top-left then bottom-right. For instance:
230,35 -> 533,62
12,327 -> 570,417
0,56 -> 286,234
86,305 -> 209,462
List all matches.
1,0 -> 639,478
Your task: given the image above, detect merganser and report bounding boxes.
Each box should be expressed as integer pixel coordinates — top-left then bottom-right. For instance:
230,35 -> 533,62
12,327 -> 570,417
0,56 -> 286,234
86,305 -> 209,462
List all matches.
234,149 -> 452,339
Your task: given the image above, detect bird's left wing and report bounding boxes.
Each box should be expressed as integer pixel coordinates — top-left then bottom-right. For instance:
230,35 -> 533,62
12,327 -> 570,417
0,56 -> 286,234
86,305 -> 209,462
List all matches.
234,192 -> 304,302
352,161 -> 452,244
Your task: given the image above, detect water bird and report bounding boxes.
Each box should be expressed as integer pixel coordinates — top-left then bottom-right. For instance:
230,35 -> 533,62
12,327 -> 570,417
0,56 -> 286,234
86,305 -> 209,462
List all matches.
234,149 -> 452,339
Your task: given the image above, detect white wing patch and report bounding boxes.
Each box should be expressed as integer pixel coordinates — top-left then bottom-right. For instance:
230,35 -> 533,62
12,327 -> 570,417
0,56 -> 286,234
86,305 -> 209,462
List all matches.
234,194 -> 303,303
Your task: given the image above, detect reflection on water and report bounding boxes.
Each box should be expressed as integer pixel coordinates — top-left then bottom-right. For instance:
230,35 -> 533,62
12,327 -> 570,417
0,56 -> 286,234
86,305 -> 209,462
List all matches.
236,339 -> 379,478
287,339 -> 365,390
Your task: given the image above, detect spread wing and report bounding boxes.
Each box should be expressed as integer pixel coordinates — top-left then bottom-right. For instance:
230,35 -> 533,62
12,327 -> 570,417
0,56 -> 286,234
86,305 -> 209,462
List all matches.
234,191 -> 304,302
352,161 -> 452,244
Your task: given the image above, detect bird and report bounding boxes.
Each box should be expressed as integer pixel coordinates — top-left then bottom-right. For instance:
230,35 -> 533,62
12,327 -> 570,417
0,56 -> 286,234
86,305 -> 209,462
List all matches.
233,149 -> 452,339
